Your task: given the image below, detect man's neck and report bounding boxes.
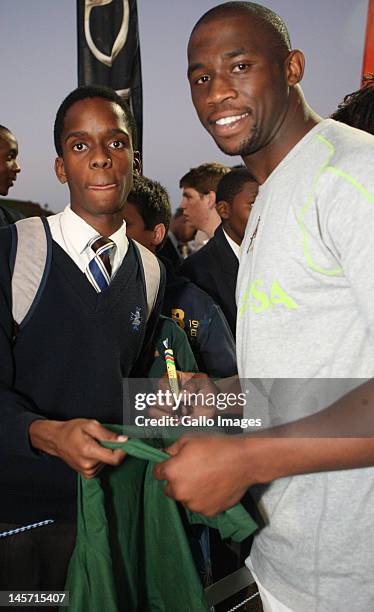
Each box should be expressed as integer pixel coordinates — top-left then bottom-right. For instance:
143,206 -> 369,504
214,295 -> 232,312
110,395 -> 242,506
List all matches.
200,209 -> 221,239
243,90 -> 322,185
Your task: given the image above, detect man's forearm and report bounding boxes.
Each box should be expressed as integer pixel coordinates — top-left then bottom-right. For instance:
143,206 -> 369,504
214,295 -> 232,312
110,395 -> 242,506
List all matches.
244,378 -> 374,484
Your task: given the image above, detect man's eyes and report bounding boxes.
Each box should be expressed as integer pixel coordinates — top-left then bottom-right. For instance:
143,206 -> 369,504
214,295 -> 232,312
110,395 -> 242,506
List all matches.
232,63 -> 250,73
195,74 -> 210,85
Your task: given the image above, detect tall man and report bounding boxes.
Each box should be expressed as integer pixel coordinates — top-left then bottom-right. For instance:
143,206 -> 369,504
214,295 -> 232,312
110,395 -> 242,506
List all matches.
153,3 -> 374,611
0,86 -> 163,594
0,125 -> 22,226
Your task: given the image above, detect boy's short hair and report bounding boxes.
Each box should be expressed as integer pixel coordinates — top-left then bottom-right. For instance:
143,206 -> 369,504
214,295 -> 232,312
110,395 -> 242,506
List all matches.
127,175 -> 172,232
179,162 -> 230,194
54,85 -> 137,157
216,167 -> 257,204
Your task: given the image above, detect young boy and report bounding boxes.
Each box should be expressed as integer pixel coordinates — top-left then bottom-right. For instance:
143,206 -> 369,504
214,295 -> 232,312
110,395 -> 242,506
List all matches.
181,167 -> 258,334
123,174 -> 237,377
0,86 -> 164,593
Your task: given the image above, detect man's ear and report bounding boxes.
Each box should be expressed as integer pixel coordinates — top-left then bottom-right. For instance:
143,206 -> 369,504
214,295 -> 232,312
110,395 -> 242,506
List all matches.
216,200 -> 230,220
205,190 -> 217,209
133,151 -> 142,176
55,157 -> 67,184
151,223 -> 166,248
285,49 -> 305,86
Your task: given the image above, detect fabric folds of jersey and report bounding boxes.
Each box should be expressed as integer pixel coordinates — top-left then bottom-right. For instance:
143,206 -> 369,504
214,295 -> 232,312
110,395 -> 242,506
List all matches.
64,426 -> 257,612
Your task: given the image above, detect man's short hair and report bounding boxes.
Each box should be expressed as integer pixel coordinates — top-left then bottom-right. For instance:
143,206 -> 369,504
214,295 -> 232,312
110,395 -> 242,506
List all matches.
191,2 -> 291,56
54,85 -> 137,157
331,74 -> 374,135
127,175 -> 171,232
216,167 -> 257,204
179,162 -> 230,194
0,125 -> 11,134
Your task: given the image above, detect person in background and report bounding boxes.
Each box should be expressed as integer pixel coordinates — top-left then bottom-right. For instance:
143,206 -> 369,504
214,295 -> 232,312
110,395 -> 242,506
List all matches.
124,174 -> 237,377
158,207 -> 196,265
0,124 -> 22,226
181,167 -> 258,335
331,73 -> 374,134
179,162 -> 230,251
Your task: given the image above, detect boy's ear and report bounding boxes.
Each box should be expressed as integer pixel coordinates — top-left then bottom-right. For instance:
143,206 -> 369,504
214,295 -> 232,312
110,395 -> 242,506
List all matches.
216,200 -> 230,220
55,157 -> 67,184
133,151 -> 142,176
151,223 -> 166,247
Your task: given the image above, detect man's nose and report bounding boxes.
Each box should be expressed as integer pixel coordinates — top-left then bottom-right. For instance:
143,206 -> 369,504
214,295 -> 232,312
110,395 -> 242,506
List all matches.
206,75 -> 237,106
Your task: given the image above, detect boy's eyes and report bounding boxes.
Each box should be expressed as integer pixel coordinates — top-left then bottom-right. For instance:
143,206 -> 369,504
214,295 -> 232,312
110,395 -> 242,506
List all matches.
109,140 -> 126,149
72,143 -> 88,152
71,140 -> 126,151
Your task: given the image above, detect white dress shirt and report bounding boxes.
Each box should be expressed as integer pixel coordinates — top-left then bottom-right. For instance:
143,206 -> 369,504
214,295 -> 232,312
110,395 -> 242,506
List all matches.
48,205 -> 128,284
222,228 -> 240,259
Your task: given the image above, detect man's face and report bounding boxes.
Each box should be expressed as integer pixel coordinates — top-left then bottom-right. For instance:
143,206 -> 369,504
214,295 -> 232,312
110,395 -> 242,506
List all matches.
187,13 -> 289,158
227,180 -> 258,243
123,201 -> 155,252
0,130 -> 21,196
55,97 -> 134,224
180,186 -> 210,230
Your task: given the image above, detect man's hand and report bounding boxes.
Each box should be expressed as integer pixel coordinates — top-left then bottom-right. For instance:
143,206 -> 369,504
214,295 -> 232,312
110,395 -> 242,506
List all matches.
29,418 -> 127,479
153,435 -> 255,516
149,372 -> 218,419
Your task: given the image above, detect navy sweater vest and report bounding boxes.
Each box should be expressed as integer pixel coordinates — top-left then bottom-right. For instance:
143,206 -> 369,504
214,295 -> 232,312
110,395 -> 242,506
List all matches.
0,229 -> 152,522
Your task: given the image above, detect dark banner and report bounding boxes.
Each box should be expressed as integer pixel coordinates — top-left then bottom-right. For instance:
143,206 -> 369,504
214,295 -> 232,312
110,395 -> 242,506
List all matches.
77,0 -> 143,155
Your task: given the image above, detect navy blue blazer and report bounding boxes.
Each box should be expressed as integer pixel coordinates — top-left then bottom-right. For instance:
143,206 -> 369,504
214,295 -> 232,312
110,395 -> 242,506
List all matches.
180,224 -> 238,336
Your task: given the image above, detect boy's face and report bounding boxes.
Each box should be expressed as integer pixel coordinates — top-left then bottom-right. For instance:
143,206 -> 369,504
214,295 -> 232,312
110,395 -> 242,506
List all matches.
55,97 -> 134,224
229,180 -> 258,241
218,179 -> 258,244
123,201 -> 155,252
0,129 -> 20,196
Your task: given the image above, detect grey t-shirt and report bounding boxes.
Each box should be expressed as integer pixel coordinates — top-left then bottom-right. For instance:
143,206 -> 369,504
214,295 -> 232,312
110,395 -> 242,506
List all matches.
236,120 -> 374,611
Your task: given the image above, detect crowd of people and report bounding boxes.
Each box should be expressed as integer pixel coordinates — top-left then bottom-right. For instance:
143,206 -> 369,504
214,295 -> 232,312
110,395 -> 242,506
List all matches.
1,2 -> 374,611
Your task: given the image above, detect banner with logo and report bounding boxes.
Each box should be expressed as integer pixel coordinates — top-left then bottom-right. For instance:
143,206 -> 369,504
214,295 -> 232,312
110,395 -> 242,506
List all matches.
362,0 -> 374,78
77,0 -> 143,155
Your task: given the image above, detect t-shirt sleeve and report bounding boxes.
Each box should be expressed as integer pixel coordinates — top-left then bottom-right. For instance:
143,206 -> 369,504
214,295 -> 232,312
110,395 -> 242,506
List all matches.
320,158 -> 374,332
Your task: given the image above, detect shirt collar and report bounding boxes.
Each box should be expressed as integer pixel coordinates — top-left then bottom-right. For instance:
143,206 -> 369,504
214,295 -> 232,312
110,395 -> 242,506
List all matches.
222,228 -> 240,259
60,204 -> 128,255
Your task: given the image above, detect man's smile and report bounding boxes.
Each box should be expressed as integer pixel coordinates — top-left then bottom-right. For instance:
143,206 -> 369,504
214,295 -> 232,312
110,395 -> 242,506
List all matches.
208,111 -> 251,136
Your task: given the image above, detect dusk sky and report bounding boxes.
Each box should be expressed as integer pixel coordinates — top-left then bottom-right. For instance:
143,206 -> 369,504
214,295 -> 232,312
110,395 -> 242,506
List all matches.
0,0 -> 368,212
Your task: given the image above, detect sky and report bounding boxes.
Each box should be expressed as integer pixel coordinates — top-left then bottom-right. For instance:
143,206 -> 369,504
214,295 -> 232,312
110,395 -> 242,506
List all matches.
0,0 -> 369,213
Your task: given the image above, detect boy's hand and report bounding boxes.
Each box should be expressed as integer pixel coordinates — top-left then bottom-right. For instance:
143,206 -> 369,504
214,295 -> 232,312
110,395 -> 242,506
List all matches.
29,418 -> 127,479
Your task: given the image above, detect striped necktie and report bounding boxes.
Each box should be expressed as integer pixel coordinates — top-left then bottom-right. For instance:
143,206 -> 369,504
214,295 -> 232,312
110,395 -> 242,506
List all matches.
86,236 -> 116,292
